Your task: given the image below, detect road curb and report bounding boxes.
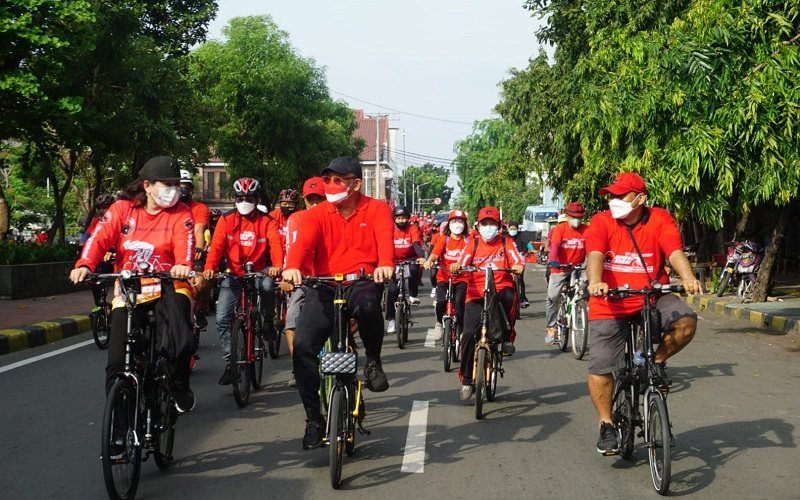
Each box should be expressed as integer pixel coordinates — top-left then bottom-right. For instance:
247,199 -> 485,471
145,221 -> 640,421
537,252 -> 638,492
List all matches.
0,314 -> 92,355
679,294 -> 799,335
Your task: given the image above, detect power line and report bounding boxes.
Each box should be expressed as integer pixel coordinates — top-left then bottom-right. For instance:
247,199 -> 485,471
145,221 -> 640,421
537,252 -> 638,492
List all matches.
332,90 -> 475,125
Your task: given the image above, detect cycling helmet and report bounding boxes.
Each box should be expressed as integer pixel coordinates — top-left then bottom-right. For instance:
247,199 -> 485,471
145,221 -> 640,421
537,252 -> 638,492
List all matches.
94,193 -> 115,208
392,206 -> 411,218
233,177 -> 260,196
279,188 -> 300,203
180,169 -> 193,184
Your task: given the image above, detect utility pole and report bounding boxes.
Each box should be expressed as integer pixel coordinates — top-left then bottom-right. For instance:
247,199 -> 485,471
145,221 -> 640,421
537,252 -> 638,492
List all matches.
366,113 -> 388,199
402,130 -> 407,206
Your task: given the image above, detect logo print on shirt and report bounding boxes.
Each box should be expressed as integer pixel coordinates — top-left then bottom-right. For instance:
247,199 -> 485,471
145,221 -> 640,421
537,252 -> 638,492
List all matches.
240,230 -> 256,247
123,240 -> 155,267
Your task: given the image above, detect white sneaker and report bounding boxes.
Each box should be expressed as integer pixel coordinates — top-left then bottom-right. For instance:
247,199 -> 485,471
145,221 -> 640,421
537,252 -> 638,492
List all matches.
408,296 -> 421,306
430,288 -> 437,298
387,319 -> 396,333
433,323 -> 443,341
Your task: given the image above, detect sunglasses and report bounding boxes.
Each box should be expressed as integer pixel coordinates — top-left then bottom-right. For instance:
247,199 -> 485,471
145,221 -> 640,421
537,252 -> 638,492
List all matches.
234,195 -> 256,202
322,175 -> 356,186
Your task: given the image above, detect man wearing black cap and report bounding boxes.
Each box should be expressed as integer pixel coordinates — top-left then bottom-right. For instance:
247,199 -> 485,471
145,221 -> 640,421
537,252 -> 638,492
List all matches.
283,156 -> 395,450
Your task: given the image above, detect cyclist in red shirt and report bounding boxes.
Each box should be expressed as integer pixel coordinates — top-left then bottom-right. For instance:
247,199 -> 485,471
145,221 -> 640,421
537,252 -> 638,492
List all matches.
180,169 -> 211,326
451,207 -> 525,400
70,156 -> 199,413
386,205 -> 425,334
283,156 -> 394,450
203,177 -> 283,385
269,188 -> 300,253
584,172 -> 702,455
421,210 -> 470,341
545,202 -> 589,344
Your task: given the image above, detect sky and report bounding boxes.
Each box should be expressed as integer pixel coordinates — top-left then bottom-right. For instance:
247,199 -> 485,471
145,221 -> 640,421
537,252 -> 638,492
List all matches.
206,0 -> 547,187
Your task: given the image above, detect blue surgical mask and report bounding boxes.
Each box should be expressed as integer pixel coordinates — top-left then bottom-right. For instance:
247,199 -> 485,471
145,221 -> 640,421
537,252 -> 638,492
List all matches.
508,229 -> 518,237
479,225 -> 499,242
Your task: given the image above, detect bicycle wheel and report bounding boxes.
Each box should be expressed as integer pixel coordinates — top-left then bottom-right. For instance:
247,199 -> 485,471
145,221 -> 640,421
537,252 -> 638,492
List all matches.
92,303 -> 111,349
716,269 -> 732,297
251,330 -> 265,390
345,382 -> 357,457
571,300 -> 589,360
230,318 -> 251,407
396,303 -> 406,349
612,376 -> 635,459
558,301 -> 569,352
648,395 -> 672,495
101,379 -> 141,500
474,348 -> 486,420
402,304 -> 410,344
486,350 -> 499,402
328,386 -> 346,489
153,378 -> 177,470
442,317 -> 453,372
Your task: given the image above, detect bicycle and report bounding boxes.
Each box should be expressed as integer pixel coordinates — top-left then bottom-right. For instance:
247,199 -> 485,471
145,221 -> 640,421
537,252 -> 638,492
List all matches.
94,269 -> 186,500
461,266 -> 516,420
90,276 -> 113,349
431,264 -> 461,372
216,262 -> 268,408
269,282 -> 287,359
302,273 -> 370,489
551,264 -> 590,359
608,283 -> 684,495
392,260 -> 417,349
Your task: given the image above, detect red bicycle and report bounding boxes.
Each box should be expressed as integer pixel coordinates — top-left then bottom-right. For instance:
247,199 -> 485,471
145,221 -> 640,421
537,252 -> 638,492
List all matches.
269,281 -> 288,359
431,264 -> 462,372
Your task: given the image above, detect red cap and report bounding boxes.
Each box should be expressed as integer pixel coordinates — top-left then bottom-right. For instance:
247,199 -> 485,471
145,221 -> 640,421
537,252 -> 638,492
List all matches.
477,206 -> 501,222
564,201 -> 586,218
599,172 -> 647,196
302,176 -> 325,198
448,209 -> 468,222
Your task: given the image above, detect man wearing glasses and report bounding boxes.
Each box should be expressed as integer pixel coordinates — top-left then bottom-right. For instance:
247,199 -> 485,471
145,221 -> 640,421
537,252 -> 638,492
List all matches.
283,156 -> 395,450
203,177 -> 284,385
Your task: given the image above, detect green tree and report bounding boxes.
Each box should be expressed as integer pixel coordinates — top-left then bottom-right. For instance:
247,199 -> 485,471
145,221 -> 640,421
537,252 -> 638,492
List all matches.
397,163 -> 453,212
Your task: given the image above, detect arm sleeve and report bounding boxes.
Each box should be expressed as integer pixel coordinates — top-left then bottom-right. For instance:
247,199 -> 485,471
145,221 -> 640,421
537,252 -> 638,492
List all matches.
286,211 -> 319,271
173,209 -> 194,267
193,203 -> 209,227
374,202 -> 396,268
506,237 -> 525,266
657,210 -> 684,257
204,215 -> 228,272
430,235 -> 446,259
267,217 -> 284,267
412,241 -> 425,258
74,203 -> 123,271
459,238 -> 475,266
548,224 -> 562,260
584,214 -> 609,255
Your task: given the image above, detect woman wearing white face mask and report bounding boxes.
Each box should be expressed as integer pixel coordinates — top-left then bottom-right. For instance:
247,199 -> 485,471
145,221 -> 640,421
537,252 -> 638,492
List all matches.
70,155 -> 200,413
545,202 -> 588,345
506,221 -> 531,308
421,210 -> 470,341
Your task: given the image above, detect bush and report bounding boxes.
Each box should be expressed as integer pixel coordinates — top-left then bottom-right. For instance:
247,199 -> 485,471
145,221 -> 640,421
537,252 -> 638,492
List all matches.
0,242 -> 81,265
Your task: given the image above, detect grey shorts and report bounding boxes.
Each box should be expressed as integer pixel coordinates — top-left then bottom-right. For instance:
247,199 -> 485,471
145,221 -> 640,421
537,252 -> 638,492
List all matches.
587,294 -> 697,375
284,287 -> 306,331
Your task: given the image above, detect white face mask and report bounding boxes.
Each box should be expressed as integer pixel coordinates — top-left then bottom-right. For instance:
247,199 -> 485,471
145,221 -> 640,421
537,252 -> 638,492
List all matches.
236,201 -> 256,215
152,185 -> 179,208
568,218 -> 581,229
608,196 -> 640,219
479,225 -> 499,242
449,221 -> 465,235
508,229 -> 518,237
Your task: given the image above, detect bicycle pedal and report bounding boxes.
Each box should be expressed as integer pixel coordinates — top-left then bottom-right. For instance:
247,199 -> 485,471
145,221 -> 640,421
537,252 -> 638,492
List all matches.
601,449 -> 619,457
357,422 -> 371,435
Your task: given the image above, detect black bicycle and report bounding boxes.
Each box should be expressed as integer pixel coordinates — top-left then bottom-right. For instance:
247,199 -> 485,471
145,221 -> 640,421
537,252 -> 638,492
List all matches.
90,276 -> 113,349
431,264 -> 461,372
303,273 -> 370,489
551,264 -> 590,359
392,260 -> 416,349
608,283 -> 684,495
93,269 -> 187,500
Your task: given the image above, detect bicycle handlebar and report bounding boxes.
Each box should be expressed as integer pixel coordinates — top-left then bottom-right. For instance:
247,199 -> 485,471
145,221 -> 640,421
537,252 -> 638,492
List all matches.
459,266 -> 519,274
87,270 -> 196,281
606,284 -> 686,297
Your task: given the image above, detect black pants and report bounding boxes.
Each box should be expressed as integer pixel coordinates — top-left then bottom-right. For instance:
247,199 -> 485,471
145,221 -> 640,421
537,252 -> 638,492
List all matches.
385,263 -> 420,320
429,269 -> 437,288
293,280 -> 384,419
435,280 -> 466,331
516,273 -> 528,301
107,295 -> 193,393
459,287 -> 517,384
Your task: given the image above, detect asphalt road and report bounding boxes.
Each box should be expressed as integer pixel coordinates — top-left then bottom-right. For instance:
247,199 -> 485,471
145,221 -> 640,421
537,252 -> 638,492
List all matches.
2,268 -> 799,499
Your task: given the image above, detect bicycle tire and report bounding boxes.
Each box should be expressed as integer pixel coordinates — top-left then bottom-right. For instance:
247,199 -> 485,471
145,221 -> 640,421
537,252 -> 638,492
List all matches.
453,335 -> 460,362
396,303 -> 406,349
251,332 -> 265,390
487,350 -> 499,402
230,318 -> 250,407
92,303 -> 111,349
612,376 -> 635,459
101,379 -> 141,500
442,317 -> 453,372
345,382 -> 357,457
558,300 -> 569,352
153,378 -> 177,470
571,300 -> 589,360
648,395 -> 672,495
716,270 -> 732,297
475,349 -> 486,420
329,387 -> 346,489
402,304 -> 410,344
268,333 -> 281,359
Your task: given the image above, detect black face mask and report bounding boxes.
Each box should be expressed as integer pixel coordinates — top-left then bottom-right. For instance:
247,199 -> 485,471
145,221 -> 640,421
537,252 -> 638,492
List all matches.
395,222 -> 408,229
280,206 -> 295,217
180,187 -> 192,202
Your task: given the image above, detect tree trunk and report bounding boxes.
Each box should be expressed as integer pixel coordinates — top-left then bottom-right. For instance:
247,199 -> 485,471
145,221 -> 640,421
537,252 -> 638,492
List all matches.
751,205 -> 789,302
0,184 -> 9,241
733,210 -> 750,241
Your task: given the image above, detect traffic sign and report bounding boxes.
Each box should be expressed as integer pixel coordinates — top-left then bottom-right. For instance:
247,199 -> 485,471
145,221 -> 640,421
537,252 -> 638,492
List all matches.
433,197 -> 442,205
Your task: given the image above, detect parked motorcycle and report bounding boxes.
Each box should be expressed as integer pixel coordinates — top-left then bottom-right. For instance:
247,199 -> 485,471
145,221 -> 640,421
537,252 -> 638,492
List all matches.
716,240 -> 764,300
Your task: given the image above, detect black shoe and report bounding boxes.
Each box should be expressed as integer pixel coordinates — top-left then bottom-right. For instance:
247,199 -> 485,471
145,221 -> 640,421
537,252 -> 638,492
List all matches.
174,387 -> 195,413
520,299 -> 530,309
364,359 -> 389,392
261,324 -> 277,342
195,314 -> 208,330
597,422 -> 620,455
302,417 -> 325,450
218,364 -> 232,386
501,342 -> 516,355
653,362 -> 672,389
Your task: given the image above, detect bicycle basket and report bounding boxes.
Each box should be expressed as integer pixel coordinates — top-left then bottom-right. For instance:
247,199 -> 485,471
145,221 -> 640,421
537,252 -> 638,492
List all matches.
320,351 -> 358,375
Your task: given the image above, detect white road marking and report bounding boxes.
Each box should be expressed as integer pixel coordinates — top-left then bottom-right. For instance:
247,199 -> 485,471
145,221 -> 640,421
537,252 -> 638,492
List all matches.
401,400 -> 430,473
0,339 -> 94,374
424,328 -> 436,347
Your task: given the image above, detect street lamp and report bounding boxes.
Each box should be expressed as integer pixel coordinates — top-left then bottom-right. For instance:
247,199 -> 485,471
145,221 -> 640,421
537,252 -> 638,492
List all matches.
414,181 -> 430,214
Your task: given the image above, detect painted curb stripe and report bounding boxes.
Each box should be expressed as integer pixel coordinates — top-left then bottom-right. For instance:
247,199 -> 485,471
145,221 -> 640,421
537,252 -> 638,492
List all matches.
0,315 -> 92,355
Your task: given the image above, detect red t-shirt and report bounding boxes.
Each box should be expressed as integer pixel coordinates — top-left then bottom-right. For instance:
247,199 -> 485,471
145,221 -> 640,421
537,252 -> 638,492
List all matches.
204,211 -> 283,277
393,224 -> 422,261
188,200 -> 209,227
459,236 -> 525,302
549,222 -> 588,274
584,207 -> 683,319
285,194 -> 395,276
286,209 -> 313,275
269,207 -> 290,251
431,234 -> 470,283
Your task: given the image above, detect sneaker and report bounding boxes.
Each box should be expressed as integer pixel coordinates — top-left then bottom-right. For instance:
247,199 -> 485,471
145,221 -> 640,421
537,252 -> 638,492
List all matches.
430,288 -> 437,299
459,384 -> 475,400
107,436 -> 127,461
597,422 -> 620,455
174,387 -> 196,413
302,417 -> 325,450
218,364 -> 232,386
387,319 -> 397,334
520,299 -> 530,309
408,296 -> 421,306
545,327 -> 557,345
653,362 -> 672,389
364,359 -> 389,392
288,373 -> 296,388
501,341 -> 516,355
433,323 -> 443,341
